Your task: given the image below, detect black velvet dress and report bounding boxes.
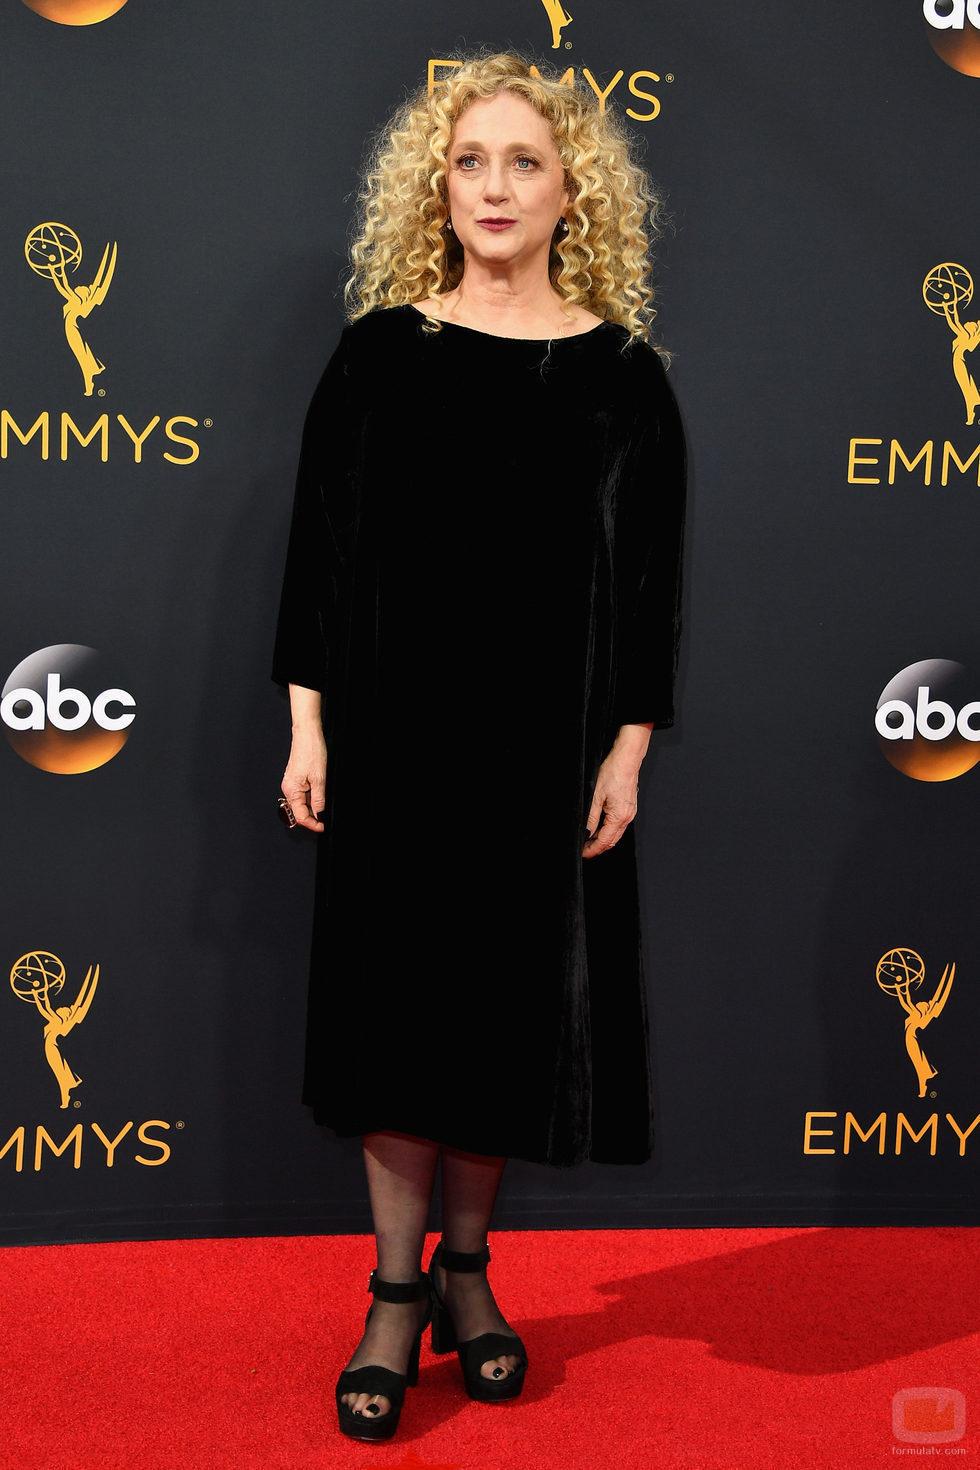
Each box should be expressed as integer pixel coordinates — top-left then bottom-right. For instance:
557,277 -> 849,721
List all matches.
272,304 -> 685,1167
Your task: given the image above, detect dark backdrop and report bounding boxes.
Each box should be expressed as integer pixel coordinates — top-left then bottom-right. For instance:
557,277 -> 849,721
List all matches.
0,0 -> 976,1244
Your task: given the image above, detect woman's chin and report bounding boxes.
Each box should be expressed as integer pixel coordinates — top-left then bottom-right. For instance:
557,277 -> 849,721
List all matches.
457,234 -> 554,272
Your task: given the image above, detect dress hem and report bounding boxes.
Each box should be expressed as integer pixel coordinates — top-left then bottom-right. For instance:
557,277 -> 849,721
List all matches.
304,1105 -> 653,1170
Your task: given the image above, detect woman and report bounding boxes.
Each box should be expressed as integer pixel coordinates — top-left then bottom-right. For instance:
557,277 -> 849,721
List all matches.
273,53 -> 686,1442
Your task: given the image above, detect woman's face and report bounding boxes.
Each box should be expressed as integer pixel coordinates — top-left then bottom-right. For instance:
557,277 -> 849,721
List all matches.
445,92 -> 569,273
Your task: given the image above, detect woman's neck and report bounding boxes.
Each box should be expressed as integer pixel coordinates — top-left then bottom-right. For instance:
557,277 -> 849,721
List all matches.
434,266 -> 582,339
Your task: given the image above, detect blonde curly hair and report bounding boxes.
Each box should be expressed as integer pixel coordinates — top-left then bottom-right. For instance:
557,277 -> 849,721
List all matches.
345,53 -> 665,343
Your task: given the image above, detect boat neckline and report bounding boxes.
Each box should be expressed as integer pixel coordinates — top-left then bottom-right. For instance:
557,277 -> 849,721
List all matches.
405,302 -> 615,343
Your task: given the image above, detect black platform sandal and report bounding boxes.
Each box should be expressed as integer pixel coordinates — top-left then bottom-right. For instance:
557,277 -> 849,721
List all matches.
427,1240 -> 528,1402
335,1270 -> 432,1441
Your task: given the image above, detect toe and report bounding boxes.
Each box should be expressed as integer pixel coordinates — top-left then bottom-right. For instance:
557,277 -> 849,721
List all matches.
347,1392 -> 390,1418
482,1353 -> 520,1380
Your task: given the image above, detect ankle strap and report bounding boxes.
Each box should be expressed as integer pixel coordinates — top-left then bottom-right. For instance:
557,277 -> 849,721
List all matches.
368,1270 -> 429,1303
437,1242 -> 491,1272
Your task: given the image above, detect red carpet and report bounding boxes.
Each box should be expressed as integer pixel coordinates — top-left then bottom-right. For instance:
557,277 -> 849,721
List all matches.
1,1228 -> 977,1470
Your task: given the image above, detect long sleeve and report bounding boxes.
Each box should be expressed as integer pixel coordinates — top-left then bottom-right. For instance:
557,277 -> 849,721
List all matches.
610,348 -> 687,730
271,329 -> 358,699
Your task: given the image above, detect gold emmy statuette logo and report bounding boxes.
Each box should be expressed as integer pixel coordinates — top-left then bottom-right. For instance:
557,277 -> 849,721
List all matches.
25,222 -> 117,396
10,950 -> 99,1109
923,263 -> 980,426
21,0 -> 130,25
540,0 -> 573,49
876,947 -> 955,1098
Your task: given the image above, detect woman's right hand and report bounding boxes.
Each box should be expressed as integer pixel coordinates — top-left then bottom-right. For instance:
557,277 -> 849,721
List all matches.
283,684 -> 327,832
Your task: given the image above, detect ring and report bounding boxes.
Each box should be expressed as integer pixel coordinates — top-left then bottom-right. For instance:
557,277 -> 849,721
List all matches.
277,796 -> 297,829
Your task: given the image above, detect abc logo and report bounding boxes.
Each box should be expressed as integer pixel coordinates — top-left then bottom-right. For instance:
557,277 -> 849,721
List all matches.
875,659 -> 980,781
923,0 -> 980,76
20,2 -> 130,26
1,644 -> 136,774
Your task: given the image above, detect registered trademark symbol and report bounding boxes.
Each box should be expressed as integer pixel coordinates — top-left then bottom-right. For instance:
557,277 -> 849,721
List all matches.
176,1120 -> 185,1129
73,1099 -> 81,1108
204,419 -> 213,428
565,41 -> 571,49
98,389 -> 106,397
930,1090 -> 937,1099
666,74 -> 675,83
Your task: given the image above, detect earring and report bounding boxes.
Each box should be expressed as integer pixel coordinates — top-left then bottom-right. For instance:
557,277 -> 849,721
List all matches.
445,217 -> 454,233
555,218 -> 570,238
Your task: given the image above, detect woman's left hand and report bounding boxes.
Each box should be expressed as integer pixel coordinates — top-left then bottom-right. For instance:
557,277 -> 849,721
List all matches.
582,722 -> 653,858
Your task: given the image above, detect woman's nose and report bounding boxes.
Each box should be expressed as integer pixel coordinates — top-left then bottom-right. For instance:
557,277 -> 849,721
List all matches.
484,164 -> 509,202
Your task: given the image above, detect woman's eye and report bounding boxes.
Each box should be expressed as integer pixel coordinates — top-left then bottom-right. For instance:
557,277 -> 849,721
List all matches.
457,155 -> 479,169
515,157 -> 536,170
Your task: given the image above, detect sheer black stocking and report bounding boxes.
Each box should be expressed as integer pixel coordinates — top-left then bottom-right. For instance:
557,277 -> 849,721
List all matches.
437,1143 -> 522,1382
339,1131 -> 521,1423
340,1131 -> 437,1422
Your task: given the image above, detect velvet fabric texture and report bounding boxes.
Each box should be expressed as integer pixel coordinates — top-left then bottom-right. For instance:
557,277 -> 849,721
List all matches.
272,304 -> 686,1167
